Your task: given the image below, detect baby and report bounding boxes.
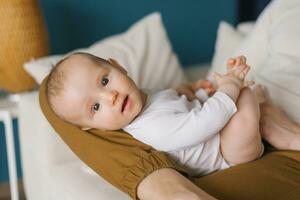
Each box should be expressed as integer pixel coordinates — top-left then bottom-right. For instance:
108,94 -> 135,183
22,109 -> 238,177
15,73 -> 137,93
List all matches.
46,52 -> 264,176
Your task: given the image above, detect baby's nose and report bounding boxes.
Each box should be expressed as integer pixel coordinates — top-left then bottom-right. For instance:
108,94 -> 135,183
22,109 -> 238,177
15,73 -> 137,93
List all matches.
104,90 -> 118,105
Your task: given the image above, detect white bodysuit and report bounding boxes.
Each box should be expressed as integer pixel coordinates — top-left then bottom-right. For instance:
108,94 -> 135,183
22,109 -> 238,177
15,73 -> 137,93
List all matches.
123,89 -> 238,176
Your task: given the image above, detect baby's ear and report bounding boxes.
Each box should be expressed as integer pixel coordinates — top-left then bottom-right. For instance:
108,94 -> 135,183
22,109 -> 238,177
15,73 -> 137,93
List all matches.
81,127 -> 91,131
108,58 -> 127,75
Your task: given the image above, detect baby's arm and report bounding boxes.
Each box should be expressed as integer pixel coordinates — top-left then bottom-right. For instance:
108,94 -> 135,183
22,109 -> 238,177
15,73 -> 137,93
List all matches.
127,90 -> 238,152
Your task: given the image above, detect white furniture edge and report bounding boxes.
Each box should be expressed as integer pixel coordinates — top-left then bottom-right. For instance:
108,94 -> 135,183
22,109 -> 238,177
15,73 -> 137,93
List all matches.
0,98 -> 19,200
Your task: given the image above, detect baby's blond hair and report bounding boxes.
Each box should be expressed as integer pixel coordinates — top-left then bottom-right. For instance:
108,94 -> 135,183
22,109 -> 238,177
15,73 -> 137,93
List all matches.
46,56 -> 68,110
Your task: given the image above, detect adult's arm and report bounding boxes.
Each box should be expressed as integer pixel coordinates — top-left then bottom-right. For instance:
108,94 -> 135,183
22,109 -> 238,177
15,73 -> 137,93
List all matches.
137,168 -> 217,200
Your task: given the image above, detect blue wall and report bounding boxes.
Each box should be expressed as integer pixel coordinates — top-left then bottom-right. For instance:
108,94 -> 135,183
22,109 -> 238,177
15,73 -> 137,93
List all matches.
39,0 -> 237,65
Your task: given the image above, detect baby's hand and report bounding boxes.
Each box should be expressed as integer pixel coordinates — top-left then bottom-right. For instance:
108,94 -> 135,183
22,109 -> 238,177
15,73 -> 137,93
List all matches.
226,56 -> 255,87
212,56 -> 253,89
192,79 -> 215,97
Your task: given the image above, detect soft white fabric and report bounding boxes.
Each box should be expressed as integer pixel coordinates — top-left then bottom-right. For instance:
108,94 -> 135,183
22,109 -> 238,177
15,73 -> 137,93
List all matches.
24,56 -> 62,84
209,0 -> 283,78
237,0 -> 300,123
209,0 -> 300,123
257,53 -> 300,122
237,21 -> 255,35
124,89 -> 237,176
209,21 -> 249,79
195,88 -> 209,103
23,12 -> 186,90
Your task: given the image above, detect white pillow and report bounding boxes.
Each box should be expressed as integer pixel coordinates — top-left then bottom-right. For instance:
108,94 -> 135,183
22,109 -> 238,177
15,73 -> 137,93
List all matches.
257,53 -> 300,122
25,55 -> 62,84
24,12 -> 186,90
209,0 -> 283,80
237,21 -> 255,35
209,0 -> 300,123
256,0 -> 300,123
209,21 -> 250,79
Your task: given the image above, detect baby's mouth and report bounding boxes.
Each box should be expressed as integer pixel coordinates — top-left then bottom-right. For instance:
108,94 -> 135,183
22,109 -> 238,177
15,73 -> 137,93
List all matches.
121,95 -> 129,113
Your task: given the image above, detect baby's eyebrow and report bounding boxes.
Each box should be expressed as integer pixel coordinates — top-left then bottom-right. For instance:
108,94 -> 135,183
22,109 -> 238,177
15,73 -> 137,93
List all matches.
84,96 -> 94,117
95,71 -> 102,85
95,67 -> 107,85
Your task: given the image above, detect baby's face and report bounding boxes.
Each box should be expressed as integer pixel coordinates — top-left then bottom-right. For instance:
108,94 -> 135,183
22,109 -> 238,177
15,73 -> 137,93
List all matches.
53,55 -> 146,130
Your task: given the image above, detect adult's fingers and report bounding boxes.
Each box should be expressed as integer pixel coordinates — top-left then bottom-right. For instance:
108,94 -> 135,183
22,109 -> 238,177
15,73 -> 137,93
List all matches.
177,86 -> 196,101
193,79 -> 211,90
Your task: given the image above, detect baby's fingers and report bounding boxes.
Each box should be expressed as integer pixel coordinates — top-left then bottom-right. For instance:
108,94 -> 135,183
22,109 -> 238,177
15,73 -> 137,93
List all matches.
232,64 -> 247,77
239,64 -> 251,79
226,58 -> 235,71
236,55 -> 247,66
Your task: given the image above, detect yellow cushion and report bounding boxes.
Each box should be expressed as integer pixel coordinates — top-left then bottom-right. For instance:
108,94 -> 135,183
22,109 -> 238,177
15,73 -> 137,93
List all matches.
0,0 -> 48,93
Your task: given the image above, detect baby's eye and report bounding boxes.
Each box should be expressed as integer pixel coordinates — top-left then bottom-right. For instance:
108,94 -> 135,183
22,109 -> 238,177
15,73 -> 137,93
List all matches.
101,76 -> 109,86
92,103 -> 100,112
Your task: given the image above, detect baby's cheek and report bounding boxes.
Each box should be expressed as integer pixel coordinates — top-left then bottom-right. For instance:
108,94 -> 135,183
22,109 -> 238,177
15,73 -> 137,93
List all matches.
103,114 -> 124,130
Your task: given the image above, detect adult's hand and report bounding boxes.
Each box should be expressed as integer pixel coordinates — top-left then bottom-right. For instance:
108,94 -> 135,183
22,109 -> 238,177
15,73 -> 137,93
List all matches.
175,83 -> 197,101
137,168 -> 217,200
192,80 -> 215,96
175,80 -> 215,101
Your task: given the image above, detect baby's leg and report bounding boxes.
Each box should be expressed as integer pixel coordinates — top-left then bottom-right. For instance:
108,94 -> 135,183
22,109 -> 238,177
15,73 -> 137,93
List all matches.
220,87 -> 263,165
